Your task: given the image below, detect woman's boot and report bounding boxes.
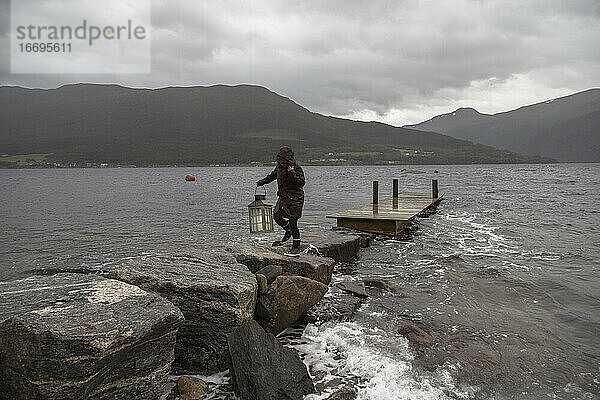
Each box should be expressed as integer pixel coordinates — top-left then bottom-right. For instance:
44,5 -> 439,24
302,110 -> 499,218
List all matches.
285,239 -> 301,257
272,225 -> 292,246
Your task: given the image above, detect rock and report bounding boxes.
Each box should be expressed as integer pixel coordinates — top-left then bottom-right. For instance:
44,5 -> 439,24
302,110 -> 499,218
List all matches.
0,273 -> 184,400
398,324 -> 435,346
256,264 -> 282,283
177,376 -> 208,399
109,253 -> 257,374
256,273 -> 268,294
166,386 -> 177,400
357,233 -> 376,248
231,244 -> 336,284
336,280 -> 368,298
254,299 -> 271,321
363,278 -> 396,293
332,227 -> 375,248
227,320 -> 315,400
256,275 -> 328,334
327,387 -> 357,400
315,377 -> 344,393
304,290 -> 363,324
297,231 -> 362,262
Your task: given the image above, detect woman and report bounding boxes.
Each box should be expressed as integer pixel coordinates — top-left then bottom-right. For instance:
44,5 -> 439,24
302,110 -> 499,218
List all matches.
256,147 -> 305,257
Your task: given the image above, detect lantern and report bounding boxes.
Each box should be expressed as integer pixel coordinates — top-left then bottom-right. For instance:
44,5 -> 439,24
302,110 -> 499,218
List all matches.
248,187 -> 274,233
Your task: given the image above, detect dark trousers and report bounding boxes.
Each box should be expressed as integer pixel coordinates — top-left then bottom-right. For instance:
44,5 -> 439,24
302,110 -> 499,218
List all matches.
273,209 -> 300,240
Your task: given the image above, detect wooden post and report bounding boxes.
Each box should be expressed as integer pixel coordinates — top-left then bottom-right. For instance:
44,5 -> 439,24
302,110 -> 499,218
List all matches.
373,181 -> 379,204
432,179 -> 438,198
392,179 -> 398,209
373,180 -> 379,214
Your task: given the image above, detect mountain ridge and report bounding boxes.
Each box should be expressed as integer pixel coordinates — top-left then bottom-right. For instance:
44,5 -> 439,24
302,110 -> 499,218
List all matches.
0,83 -> 553,166
405,89 -> 600,162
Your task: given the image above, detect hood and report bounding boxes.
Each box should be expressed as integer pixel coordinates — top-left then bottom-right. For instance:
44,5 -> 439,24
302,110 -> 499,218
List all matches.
276,146 -> 295,167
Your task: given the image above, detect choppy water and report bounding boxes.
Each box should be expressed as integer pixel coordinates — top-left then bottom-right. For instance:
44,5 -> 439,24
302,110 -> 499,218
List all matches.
1,164 -> 599,399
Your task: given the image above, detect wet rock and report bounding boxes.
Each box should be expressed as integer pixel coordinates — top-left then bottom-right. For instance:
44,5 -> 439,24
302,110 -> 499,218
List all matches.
358,233 -> 376,248
254,299 -> 271,321
227,320 -> 315,400
363,278 -> 396,293
177,376 -> 208,399
0,273 -> 184,400
166,387 -> 177,400
256,275 -> 328,334
315,377 -> 344,393
327,387 -> 357,400
231,244 -> 336,284
332,227 -> 375,248
298,231 -> 362,262
398,324 -> 435,346
256,273 -> 268,294
109,253 -> 257,374
336,280 -> 368,298
304,286 -> 364,324
256,264 -> 282,283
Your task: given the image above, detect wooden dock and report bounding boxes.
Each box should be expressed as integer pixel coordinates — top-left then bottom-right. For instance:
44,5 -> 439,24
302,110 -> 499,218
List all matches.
326,179 -> 443,236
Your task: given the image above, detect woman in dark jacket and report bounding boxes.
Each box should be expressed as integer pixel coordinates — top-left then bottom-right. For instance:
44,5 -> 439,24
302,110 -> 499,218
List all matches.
256,147 -> 305,256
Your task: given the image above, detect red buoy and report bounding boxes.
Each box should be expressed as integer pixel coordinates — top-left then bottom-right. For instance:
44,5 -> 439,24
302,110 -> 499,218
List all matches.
434,170 -> 439,174
185,174 -> 195,181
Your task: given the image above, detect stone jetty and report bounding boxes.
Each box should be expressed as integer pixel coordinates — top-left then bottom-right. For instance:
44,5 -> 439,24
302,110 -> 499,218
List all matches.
0,273 -> 184,400
0,229 -> 371,400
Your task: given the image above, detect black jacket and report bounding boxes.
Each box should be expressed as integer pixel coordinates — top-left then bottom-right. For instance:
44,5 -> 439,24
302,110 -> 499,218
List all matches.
257,147 -> 305,219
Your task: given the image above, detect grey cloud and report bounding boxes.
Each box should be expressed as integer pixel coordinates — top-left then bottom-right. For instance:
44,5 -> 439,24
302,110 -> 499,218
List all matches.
1,0 -> 599,124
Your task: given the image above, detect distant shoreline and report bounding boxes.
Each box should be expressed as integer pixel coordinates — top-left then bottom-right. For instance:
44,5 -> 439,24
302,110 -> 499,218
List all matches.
1,161 -> 576,170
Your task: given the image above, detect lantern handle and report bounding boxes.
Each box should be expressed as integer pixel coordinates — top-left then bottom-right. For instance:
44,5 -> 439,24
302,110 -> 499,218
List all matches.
255,185 -> 267,196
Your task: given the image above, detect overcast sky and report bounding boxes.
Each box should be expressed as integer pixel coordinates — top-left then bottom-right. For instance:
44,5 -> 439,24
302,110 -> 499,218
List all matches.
1,0 -> 599,125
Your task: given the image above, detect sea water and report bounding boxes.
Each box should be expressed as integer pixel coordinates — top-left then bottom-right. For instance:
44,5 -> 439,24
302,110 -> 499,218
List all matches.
1,164 -> 599,399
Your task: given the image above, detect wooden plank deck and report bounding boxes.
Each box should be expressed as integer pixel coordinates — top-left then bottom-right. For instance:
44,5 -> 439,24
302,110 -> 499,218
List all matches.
326,192 -> 444,236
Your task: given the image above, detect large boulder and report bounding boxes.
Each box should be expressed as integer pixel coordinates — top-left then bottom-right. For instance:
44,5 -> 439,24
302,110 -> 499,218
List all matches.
298,231 -> 363,262
231,244 -> 336,284
109,253 -> 257,374
0,273 -> 184,400
227,320 -> 315,400
256,275 -> 328,334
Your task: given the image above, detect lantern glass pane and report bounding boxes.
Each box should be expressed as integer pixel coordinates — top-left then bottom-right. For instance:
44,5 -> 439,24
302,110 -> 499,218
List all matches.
266,207 -> 273,230
248,203 -> 274,233
261,212 -> 266,230
248,207 -> 256,233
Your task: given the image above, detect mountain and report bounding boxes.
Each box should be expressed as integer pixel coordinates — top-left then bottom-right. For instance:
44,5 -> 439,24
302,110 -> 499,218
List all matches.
404,89 -> 600,162
0,84 -> 552,166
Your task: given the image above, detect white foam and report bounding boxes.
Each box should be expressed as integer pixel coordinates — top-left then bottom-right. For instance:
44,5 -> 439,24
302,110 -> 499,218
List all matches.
438,212 -> 517,259
295,322 -> 475,400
